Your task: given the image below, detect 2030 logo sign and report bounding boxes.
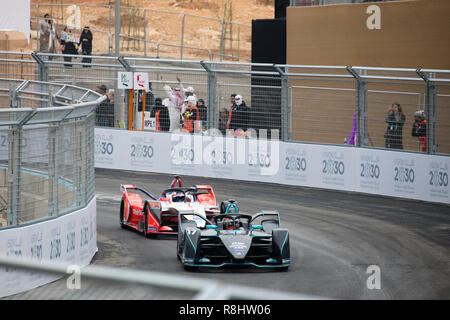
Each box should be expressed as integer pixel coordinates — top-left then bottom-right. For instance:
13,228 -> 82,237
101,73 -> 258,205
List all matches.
322,156 -> 345,176
248,152 -> 271,168
211,149 -> 233,165
360,155 -> 381,179
130,144 -> 154,159
285,156 -> 307,172
394,165 -> 415,183
171,145 -> 194,164
429,162 -> 448,187
95,134 -> 114,155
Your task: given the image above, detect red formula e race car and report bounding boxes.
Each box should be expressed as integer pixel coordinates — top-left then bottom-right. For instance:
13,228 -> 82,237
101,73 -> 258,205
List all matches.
119,176 -> 219,237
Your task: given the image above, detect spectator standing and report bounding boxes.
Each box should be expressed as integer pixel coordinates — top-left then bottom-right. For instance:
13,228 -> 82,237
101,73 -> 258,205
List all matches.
176,76 -> 197,104
60,26 -> 78,68
79,26 -> 93,67
150,98 -> 170,132
385,102 -> 406,149
197,98 -> 207,130
227,94 -> 249,131
218,107 -> 229,136
162,76 -> 184,131
182,96 -> 200,133
95,85 -> 114,127
39,14 -> 51,53
412,110 -> 427,152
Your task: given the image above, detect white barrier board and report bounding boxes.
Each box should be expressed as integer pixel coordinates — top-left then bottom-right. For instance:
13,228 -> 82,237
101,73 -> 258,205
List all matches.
0,197 -> 97,297
94,128 -> 450,205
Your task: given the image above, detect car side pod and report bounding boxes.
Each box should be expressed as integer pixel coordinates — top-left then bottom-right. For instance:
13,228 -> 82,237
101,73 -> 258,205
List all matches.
182,227 -> 201,264
272,228 -> 290,264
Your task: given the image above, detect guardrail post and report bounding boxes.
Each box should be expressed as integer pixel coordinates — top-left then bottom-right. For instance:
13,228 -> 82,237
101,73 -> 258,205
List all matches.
274,65 -> 291,141
417,69 -> 437,154
143,9 -> 147,57
7,126 -> 21,226
31,52 -> 48,82
48,123 -> 59,216
347,67 -> 368,147
180,14 -> 186,60
200,61 -> 218,130
109,5 -> 112,54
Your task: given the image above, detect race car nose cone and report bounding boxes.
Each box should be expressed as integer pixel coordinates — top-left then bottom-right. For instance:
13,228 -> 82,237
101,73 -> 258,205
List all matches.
221,235 -> 252,260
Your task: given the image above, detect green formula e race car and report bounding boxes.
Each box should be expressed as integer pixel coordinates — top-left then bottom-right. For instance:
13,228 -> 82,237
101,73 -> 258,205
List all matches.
177,200 -> 290,271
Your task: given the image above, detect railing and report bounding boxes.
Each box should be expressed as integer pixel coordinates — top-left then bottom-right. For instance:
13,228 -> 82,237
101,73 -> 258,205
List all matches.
1,51 -> 449,156
30,3 -> 251,62
289,0 -> 398,6
0,255 -> 319,300
0,77 -> 105,227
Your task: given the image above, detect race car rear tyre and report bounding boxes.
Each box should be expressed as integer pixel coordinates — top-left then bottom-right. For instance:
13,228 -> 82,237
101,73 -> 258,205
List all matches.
143,212 -> 148,237
120,198 -> 125,228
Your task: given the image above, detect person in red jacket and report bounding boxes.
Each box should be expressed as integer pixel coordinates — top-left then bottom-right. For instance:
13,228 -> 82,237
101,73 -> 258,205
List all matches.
182,96 -> 200,133
411,110 -> 427,152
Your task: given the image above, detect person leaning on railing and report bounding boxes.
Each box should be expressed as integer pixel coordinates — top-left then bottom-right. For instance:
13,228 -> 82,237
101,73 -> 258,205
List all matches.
150,97 -> 170,132
227,94 -> 250,136
60,26 -> 78,68
385,102 -> 405,150
95,84 -> 114,127
79,26 -> 93,67
412,110 -> 427,152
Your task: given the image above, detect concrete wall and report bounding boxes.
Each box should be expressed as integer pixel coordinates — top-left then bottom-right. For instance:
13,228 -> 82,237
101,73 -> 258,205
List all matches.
286,0 -> 450,69
286,0 -> 450,153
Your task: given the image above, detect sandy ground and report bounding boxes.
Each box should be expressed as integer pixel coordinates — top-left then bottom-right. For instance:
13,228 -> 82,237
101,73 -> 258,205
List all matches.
30,0 -> 274,60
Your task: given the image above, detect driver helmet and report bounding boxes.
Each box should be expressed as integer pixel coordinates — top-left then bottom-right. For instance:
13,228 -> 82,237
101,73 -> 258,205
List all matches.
223,218 -> 234,230
414,110 -> 425,119
168,191 -> 184,202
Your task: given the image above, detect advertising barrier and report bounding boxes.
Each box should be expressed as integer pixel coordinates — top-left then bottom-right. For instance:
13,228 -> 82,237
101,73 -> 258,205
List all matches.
0,197 -> 97,297
95,128 -> 449,205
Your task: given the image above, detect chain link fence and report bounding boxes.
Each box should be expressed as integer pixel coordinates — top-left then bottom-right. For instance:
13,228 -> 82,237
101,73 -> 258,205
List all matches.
0,78 -> 105,227
1,51 -> 449,155
30,3 -> 251,62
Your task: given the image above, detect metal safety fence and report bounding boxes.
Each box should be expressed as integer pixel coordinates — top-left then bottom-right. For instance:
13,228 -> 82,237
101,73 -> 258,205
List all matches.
0,255 -> 319,300
289,0 -> 399,6
1,51 -> 449,155
30,3 -> 251,62
0,78 -> 105,227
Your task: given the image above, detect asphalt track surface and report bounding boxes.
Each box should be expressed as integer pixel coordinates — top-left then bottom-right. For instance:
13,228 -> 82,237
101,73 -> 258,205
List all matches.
5,168 -> 450,299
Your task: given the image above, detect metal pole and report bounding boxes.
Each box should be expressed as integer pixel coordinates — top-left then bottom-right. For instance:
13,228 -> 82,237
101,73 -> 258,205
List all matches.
109,5 -> 112,54
347,67 -> 368,147
275,65 -> 290,141
48,124 -> 59,216
180,14 -> 185,60
201,62 -> 218,130
143,9 -> 147,57
7,126 -> 21,226
115,0 -> 120,56
416,69 -> 437,154
36,5 -> 40,52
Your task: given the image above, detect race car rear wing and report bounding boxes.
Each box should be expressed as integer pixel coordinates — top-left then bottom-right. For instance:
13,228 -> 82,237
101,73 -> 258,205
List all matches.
250,211 -> 281,233
120,184 -> 158,205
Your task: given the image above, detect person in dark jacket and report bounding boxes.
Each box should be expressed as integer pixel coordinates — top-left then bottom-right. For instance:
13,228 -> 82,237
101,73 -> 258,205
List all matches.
79,26 -> 93,67
197,99 -> 207,122
60,26 -> 78,68
227,94 -> 249,131
95,84 -> 114,127
218,107 -> 228,136
412,110 -> 427,152
150,97 -> 170,132
385,102 -> 406,149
